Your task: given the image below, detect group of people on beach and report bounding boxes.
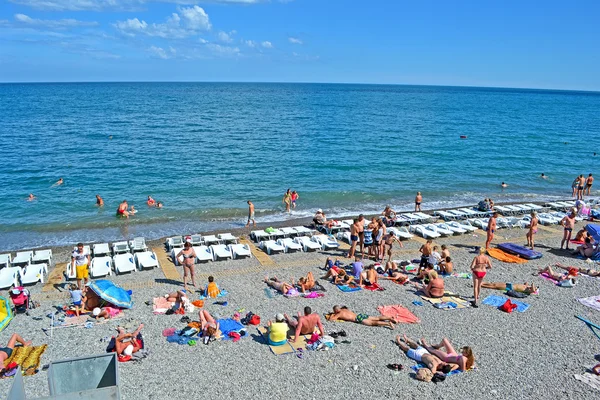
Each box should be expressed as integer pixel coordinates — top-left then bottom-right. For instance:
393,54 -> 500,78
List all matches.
572,174 -> 593,200
113,196 -> 163,219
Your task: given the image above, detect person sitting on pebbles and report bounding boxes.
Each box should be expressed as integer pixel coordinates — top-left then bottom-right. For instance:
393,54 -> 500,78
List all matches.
395,334 -> 455,374
285,306 -> 325,342
294,272 -> 316,293
199,309 -> 221,344
328,305 -> 396,329
114,324 -> 144,359
411,270 -> 445,298
264,276 -> 299,296
267,313 -> 289,346
359,264 -> 378,287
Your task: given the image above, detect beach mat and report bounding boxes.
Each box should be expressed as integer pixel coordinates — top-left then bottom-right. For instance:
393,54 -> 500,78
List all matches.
410,363 -> 475,376
377,305 -> 420,324
257,326 -> 295,355
198,289 -> 228,300
482,295 -> 530,312
363,283 -> 385,291
487,248 -> 528,264
443,272 -> 472,279
337,284 -> 362,293
497,243 -> 542,260
574,372 -> 600,391
216,318 -> 246,341
3,345 -> 48,375
420,291 -> 470,310
578,295 -> 600,312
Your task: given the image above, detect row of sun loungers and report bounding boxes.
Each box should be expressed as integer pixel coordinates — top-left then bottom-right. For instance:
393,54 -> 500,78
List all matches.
166,233 -> 251,263
0,249 -> 53,289
259,235 -> 338,254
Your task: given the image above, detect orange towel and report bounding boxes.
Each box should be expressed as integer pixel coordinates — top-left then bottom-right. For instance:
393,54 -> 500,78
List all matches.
377,305 -> 420,324
487,248 -> 527,264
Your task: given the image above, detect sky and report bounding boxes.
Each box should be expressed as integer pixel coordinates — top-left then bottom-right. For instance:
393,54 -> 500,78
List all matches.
0,0 -> 599,90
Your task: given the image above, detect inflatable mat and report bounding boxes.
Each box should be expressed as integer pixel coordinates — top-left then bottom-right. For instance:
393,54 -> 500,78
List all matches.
497,243 -> 542,260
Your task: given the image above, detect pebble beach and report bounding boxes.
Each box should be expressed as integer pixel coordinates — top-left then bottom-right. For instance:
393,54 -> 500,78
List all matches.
1,212 -> 599,399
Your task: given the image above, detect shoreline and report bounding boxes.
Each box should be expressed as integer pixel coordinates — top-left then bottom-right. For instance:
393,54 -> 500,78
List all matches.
0,197 -> 585,258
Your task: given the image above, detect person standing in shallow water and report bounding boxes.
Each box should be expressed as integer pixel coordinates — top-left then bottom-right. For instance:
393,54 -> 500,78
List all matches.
415,192 -> 422,212
96,194 -> 104,207
246,200 -> 256,227
283,189 -> 292,213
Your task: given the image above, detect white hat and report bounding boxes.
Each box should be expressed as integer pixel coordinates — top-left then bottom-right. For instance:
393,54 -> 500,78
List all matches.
275,313 -> 285,322
93,307 -> 101,316
124,344 -> 134,356
317,209 -> 323,213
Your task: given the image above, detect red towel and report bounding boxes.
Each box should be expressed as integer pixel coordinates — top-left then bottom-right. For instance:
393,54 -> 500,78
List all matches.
364,283 -> 385,291
377,305 -> 420,324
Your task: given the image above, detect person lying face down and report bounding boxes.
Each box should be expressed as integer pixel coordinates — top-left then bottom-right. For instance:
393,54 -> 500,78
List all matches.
329,305 -> 396,329
481,281 -> 537,294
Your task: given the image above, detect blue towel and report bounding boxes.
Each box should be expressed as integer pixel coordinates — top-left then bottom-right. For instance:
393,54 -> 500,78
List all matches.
482,295 -> 530,312
337,284 -> 362,293
197,289 -> 228,300
215,318 -> 246,340
167,334 -> 192,345
264,288 -> 280,298
411,364 -> 462,376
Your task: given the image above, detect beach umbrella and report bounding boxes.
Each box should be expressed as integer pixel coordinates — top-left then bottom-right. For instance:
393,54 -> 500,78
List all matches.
0,296 -> 13,332
88,280 -> 133,309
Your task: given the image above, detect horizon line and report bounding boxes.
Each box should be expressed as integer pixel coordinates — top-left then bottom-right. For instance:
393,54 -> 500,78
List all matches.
0,80 -> 599,94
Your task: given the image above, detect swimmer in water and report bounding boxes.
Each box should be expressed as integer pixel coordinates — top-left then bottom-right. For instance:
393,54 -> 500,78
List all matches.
156,202 -> 163,209
52,178 -> 64,187
147,196 -> 156,207
96,195 -> 104,207
27,193 -> 36,201
129,205 -> 137,215
540,173 -> 547,180
116,200 -> 130,218
501,182 -> 508,188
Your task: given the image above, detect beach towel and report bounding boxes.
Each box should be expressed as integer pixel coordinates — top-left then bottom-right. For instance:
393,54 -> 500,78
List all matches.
574,372 -> 600,391
497,243 -> 542,260
487,248 -> 528,264
257,326 -> 296,355
264,288 -> 281,299
337,284 -> 362,293
577,295 -> 600,312
420,291 -> 470,310
447,272 -> 472,279
153,297 -> 173,314
377,305 -> 420,324
197,289 -> 228,300
2,345 -> 47,376
482,295 -> 530,312
363,283 -> 385,291
216,319 -> 246,341
302,291 -> 325,299
410,364 -> 474,377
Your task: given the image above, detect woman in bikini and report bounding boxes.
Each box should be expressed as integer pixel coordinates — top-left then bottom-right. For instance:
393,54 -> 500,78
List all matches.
470,247 -> 492,307
420,337 -> 474,372
555,262 -> 600,277
264,276 -> 297,295
176,242 -> 197,291
560,210 -> 576,250
199,309 -> 221,344
413,270 -> 444,298
282,189 -> 292,213
526,211 -> 539,249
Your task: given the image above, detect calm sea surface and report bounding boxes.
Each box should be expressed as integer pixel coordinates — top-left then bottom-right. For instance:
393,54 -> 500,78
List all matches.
0,83 -> 599,250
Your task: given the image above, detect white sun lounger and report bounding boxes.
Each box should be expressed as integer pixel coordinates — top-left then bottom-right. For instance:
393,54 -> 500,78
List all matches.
434,211 -> 458,221
410,225 -> 441,239
112,241 -> 130,255
12,251 -> 33,267
193,245 -> 214,262
493,205 -> 513,215
93,243 -> 110,257
202,235 -> 220,246
0,254 -> 12,269
414,212 -> 437,222
403,213 -> 427,223
336,231 -> 351,244
19,263 -> 47,285
546,202 -> 568,211
277,238 -> 303,253
188,234 -> 203,246
218,233 -> 239,244
446,210 -> 468,219
458,208 -> 486,218
387,226 -> 413,239
113,253 -> 136,274
129,237 -> 148,253
230,244 -> 252,259
260,240 -> 285,255
278,227 -> 297,237
437,222 -> 466,234
550,211 -> 583,222
394,214 -> 417,226
515,216 -> 532,229
251,230 -> 271,242
311,234 -> 340,250
210,244 -> 233,261
425,224 -> 452,236
166,236 -> 184,252
468,218 -> 489,230
135,251 -> 159,270
90,256 -> 112,278
293,226 -> 314,236
447,221 -> 476,233
0,267 -> 20,289
294,236 -> 321,252
32,249 -> 52,265
539,213 -> 562,224
524,203 -> 545,211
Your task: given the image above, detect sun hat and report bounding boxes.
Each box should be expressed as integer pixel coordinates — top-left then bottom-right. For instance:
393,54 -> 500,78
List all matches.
275,313 -> 285,322
93,307 -> 101,316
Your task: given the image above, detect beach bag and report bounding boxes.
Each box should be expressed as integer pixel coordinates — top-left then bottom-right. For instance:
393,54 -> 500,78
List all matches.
431,372 -> 446,383
416,368 -> 433,382
500,299 -> 518,313
249,314 -> 261,325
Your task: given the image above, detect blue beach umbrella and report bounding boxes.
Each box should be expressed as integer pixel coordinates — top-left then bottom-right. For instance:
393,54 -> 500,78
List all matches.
88,280 -> 133,309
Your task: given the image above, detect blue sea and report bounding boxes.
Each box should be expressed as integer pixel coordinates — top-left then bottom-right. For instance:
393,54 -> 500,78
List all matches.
0,83 -> 599,250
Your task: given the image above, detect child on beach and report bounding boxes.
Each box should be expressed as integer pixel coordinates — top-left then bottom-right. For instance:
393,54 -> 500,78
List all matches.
129,205 -> 137,215
291,191 -> 299,208
428,246 -> 442,266
204,276 -> 221,298
69,284 -> 86,316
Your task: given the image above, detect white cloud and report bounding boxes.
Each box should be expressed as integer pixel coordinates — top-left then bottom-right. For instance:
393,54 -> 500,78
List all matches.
148,45 -> 176,59
114,6 -> 211,39
243,39 -> 256,47
288,37 -> 302,45
206,43 -> 240,56
217,30 -> 236,43
261,41 -> 272,48
9,0 -> 266,11
14,13 -> 98,28
198,38 -> 208,44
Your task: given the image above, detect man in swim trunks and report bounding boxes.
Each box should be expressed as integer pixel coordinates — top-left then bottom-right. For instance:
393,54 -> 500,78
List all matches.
0,334 -> 32,364
526,211 -> 538,249
577,174 -> 585,200
418,240 -> 432,272
415,192 -> 422,212
71,242 -> 90,290
348,218 -> 360,258
381,206 -> 396,226
245,200 -> 256,227
485,212 -> 498,249
560,209 -> 576,250
294,271 -> 316,293
395,334 -> 454,374
329,305 -> 396,329
359,264 -> 378,287
96,194 -> 104,207
357,214 -> 365,257
481,281 -> 537,294
286,306 -> 326,341
585,173 -> 594,196
116,200 -> 130,218
554,262 -> 600,277
383,231 -> 403,263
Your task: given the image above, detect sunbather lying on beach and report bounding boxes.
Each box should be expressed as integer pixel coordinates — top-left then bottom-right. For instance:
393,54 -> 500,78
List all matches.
554,262 -> 600,277
285,306 -> 325,341
264,276 -> 298,296
199,309 -> 221,343
481,282 -> 538,294
92,306 -> 122,320
295,272 -> 316,293
0,334 -> 32,364
380,262 -> 409,283
166,290 -> 187,303
412,271 -> 444,298
328,305 -> 396,329
537,265 -> 578,281
115,323 -> 144,358
420,337 -> 474,371
395,334 -> 454,374
321,267 -> 354,285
